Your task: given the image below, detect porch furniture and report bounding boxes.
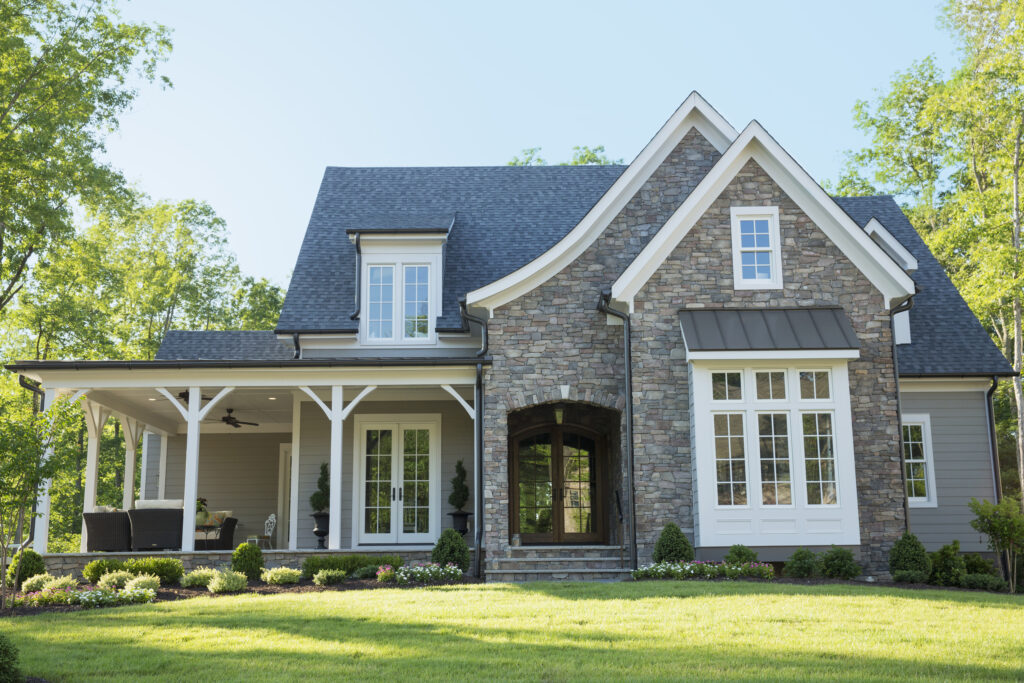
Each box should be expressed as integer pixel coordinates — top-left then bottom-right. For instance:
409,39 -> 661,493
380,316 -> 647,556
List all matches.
246,514 -> 276,549
127,508 -> 184,551
83,511 -> 131,552
195,517 -> 237,551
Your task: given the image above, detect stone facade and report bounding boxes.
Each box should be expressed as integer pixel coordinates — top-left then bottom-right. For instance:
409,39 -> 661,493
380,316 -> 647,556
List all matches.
482,133 -> 905,575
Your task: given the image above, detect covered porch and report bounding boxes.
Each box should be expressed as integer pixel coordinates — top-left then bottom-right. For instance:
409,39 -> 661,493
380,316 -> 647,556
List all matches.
13,360 -> 483,558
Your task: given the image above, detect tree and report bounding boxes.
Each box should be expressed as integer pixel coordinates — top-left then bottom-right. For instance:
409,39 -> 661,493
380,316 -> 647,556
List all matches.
969,496 -> 1024,592
0,0 -> 171,315
836,0 -> 1024,504
0,392 -> 78,608
228,277 -> 285,331
507,145 -> 622,166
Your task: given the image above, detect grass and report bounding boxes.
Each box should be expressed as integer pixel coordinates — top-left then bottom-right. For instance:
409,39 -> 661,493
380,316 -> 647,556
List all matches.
3,581 -> 1023,681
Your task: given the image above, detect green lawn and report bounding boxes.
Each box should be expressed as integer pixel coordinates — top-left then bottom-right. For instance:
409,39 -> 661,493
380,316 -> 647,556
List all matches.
3,581 -> 1023,681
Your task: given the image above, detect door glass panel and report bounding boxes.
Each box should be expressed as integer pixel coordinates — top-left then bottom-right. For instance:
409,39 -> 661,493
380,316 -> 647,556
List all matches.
364,429 -> 393,534
562,432 -> 595,535
402,428 -> 430,534
517,433 -> 553,535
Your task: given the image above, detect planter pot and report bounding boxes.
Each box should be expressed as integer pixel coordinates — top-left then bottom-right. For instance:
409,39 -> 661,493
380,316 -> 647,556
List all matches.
311,512 -> 329,549
448,510 -> 473,537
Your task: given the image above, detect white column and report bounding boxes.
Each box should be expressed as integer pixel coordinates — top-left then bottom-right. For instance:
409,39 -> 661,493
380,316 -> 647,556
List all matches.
139,431 -> 150,501
33,388 -> 58,554
289,393 -> 301,550
328,385 -> 344,550
180,387 -> 202,552
158,434 -> 168,499
80,400 -> 111,552
120,416 -> 143,510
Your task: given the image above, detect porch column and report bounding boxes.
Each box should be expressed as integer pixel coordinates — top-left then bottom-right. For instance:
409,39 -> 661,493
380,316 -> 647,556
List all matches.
32,388 -> 57,554
329,385 -> 343,550
120,416 -> 143,510
80,399 -> 111,552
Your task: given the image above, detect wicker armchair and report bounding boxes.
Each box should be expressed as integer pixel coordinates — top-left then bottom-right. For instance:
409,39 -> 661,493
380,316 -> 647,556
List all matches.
195,517 -> 237,551
83,511 -> 132,552
127,508 -> 183,550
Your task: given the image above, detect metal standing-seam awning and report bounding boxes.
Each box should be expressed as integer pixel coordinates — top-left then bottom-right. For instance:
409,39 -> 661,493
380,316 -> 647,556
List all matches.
678,307 -> 860,357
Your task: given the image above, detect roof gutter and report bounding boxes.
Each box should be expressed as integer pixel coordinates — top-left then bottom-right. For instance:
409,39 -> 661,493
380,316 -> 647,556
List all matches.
890,291 -> 915,533
5,357 -> 492,372
597,289 -> 638,571
459,298 -> 488,357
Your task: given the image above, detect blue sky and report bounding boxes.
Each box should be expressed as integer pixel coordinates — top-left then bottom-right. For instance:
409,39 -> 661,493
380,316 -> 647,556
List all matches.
107,1 -> 956,286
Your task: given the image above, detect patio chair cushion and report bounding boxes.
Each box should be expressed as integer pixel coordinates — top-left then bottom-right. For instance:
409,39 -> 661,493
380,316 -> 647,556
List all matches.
135,498 -> 184,510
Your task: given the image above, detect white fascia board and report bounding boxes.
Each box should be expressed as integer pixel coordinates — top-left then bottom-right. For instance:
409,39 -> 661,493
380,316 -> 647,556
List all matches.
612,121 -> 916,311
465,92 -> 737,314
685,349 -> 860,361
864,218 -> 918,273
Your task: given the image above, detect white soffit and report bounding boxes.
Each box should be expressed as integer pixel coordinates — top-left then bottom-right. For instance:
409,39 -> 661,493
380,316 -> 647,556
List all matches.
465,91 -> 738,314
611,121 -> 917,311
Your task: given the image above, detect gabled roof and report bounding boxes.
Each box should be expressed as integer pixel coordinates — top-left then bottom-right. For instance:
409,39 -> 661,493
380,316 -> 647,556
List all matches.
276,165 -> 625,334
834,196 -> 1013,377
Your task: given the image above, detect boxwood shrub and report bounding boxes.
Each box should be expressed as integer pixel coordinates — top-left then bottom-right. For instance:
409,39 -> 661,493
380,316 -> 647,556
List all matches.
208,570 -> 247,594
261,567 -> 301,585
5,549 -> 45,589
300,554 -> 403,579
818,546 -> 861,579
962,573 -> 1008,592
652,523 -> 694,563
723,544 -> 758,565
231,543 -> 264,580
928,541 -> 966,587
782,548 -> 818,578
97,570 -> 134,591
431,529 -> 470,572
20,573 -> 54,594
892,569 -> 930,584
123,557 -> 184,585
312,569 -> 346,586
888,532 -> 931,576
963,553 -> 998,576
181,567 -> 217,588
0,632 -> 21,683
83,558 -> 125,584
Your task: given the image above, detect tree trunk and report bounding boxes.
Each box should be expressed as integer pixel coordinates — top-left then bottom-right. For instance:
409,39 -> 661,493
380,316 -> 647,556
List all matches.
1013,130 -> 1024,512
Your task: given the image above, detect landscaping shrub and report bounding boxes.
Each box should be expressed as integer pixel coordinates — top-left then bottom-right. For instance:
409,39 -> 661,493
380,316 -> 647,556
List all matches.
818,546 -> 861,579
963,553 -> 998,576
231,543 -> 264,580
396,562 -> 464,584
261,567 -> 301,585
431,528 -> 470,572
5,549 -> 45,589
97,570 -> 134,591
723,544 -> 758,565
782,548 -> 819,578
125,574 -> 161,592
376,565 -> 397,583
652,523 -> 694,563
181,567 -> 217,588
41,575 -> 78,592
83,558 -> 125,584
632,561 -> 774,581
73,589 -> 120,608
969,496 -> 1024,593
892,569 -> 930,584
208,570 -> 247,594
928,541 -> 967,587
27,587 -> 77,606
349,565 -> 378,580
300,554 -> 403,579
123,557 -> 184,585
20,573 -> 54,594
962,573 -> 1008,592
313,569 -> 346,586
889,532 -> 932,575
0,632 -> 21,683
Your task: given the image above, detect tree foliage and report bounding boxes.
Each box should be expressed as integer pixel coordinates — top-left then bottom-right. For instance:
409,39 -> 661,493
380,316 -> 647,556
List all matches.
508,144 -> 622,166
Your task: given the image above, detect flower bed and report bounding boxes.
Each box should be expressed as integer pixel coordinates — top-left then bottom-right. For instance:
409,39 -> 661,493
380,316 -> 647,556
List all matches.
18,586 -> 156,609
376,562 -> 463,585
632,561 -> 775,581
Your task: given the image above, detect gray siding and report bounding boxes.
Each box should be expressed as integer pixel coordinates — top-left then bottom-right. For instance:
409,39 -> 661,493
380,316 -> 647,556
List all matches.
901,391 -> 997,552
164,432 -> 288,546
141,433 -> 161,499
294,399 -> 474,549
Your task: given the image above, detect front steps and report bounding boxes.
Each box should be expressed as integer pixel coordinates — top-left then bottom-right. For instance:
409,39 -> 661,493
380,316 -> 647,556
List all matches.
485,545 -> 633,582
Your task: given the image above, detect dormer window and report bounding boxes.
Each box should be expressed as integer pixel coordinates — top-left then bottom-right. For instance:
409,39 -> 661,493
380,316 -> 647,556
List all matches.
731,206 -> 782,290
364,260 -> 435,343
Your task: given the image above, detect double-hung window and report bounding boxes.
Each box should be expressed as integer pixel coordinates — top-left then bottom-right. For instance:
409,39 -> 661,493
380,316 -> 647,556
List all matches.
901,414 -> 937,507
731,206 -> 782,290
363,260 -> 436,344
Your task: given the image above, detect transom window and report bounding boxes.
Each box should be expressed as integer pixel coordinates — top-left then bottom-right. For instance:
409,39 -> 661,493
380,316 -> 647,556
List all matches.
712,372 -> 742,400
901,416 -> 937,507
730,206 -> 782,290
800,371 -> 831,400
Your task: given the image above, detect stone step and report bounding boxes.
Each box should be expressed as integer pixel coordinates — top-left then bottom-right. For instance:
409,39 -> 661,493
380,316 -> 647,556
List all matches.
486,568 -> 633,582
504,545 -> 626,560
488,556 -> 626,571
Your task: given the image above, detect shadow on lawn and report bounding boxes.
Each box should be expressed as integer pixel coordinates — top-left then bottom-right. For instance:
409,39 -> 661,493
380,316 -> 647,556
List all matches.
9,601 -> 1023,682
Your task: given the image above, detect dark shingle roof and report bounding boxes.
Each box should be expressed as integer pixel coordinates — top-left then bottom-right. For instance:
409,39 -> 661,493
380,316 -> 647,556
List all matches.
155,331 -> 293,361
276,165 -> 626,333
834,196 -> 1012,376
679,308 -> 859,352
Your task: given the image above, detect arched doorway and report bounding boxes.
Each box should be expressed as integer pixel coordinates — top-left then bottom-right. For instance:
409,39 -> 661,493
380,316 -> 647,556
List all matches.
509,403 -> 618,545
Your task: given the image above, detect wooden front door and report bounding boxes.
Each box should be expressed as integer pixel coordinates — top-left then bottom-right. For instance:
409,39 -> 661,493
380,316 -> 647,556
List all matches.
511,425 -> 604,544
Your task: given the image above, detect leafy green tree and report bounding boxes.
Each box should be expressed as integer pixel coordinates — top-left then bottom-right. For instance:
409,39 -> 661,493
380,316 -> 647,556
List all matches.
0,0 -> 171,314
969,497 -> 1024,592
228,277 -> 285,331
508,145 -> 622,166
507,147 -> 546,166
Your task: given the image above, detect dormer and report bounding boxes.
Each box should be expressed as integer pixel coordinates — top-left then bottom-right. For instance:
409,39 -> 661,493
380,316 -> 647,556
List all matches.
348,214 -> 453,346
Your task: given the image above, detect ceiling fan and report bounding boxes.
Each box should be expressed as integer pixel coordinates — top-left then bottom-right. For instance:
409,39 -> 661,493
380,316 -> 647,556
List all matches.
221,409 -> 259,429
177,390 -> 213,402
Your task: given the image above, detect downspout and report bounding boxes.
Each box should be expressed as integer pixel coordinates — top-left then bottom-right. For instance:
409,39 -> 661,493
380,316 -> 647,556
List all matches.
291,333 -> 301,360
597,289 -> 638,571
890,291 -> 916,533
349,233 -> 362,321
460,299 -> 488,578
985,377 -> 1002,503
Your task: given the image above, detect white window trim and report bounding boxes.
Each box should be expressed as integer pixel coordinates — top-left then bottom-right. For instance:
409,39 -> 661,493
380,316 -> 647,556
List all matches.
730,206 -> 783,290
360,249 -> 442,346
901,413 -> 938,508
693,361 -> 860,547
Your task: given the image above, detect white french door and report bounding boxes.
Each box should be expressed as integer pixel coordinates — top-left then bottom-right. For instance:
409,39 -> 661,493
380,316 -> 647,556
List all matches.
355,416 -> 440,544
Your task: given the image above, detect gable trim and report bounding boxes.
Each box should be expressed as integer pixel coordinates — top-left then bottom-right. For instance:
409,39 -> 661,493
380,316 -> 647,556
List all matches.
610,121 -> 916,311
465,92 -> 737,314
864,218 -> 918,273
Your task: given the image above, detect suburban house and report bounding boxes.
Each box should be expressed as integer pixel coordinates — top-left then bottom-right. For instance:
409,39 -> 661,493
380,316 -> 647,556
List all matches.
9,92 -> 1013,580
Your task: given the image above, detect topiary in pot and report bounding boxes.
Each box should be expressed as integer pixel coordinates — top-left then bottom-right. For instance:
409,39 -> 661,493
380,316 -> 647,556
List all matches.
652,523 -> 694,563
448,460 -> 472,536
5,548 -> 46,590
310,462 -> 330,549
432,528 -> 471,572
231,542 -> 264,581
888,531 -> 932,576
